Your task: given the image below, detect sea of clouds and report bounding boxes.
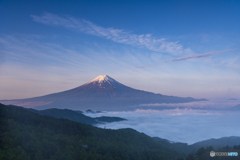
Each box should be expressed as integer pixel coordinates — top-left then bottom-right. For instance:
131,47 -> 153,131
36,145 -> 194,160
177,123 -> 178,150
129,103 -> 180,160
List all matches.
85,99 -> 240,144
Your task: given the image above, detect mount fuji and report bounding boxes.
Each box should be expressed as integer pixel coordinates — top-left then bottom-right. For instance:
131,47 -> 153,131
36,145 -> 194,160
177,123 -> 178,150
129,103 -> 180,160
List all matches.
1,75 -> 206,111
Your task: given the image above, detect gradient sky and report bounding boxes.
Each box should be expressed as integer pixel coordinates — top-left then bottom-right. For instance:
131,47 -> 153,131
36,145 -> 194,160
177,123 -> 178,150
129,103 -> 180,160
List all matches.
0,0 -> 240,100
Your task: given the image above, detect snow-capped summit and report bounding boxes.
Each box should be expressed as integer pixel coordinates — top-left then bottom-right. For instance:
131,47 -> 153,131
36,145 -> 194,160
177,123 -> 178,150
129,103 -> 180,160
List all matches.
88,75 -> 116,84
83,75 -> 120,88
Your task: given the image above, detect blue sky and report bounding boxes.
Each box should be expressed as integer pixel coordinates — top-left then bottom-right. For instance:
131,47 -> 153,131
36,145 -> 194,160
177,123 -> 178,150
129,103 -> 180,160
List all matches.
0,0 -> 239,99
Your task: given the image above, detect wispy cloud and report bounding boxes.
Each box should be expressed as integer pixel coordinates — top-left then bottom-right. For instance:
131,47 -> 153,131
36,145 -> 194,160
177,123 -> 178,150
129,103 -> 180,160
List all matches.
31,12 -> 191,55
136,49 -> 235,68
165,49 -> 235,62
0,35 -> 90,68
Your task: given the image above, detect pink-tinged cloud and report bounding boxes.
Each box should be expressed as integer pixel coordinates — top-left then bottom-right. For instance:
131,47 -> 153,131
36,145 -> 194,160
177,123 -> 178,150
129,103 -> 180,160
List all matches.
136,49 -> 235,68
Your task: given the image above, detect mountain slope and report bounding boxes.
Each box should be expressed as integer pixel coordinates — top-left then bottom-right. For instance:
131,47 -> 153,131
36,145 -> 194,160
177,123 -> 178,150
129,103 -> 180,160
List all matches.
27,75 -> 168,99
0,103 -> 185,160
1,75 -> 206,111
28,107 -> 126,125
152,136 -> 240,155
190,136 -> 240,150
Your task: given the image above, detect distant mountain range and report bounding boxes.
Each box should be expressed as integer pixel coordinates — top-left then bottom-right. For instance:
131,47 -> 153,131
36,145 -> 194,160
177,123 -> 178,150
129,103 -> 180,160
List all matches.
12,105 -> 126,125
0,75 -> 207,111
190,136 -> 240,151
152,136 -> 240,155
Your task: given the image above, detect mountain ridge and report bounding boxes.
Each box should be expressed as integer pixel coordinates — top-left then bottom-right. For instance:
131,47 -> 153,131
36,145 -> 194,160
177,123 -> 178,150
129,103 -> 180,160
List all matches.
7,104 -> 126,125
0,75 -> 207,111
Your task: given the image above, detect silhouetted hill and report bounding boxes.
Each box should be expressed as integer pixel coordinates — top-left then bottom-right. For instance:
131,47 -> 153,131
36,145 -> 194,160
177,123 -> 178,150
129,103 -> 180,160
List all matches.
85,109 -> 102,113
0,103 -> 185,160
152,136 -> 240,155
15,105 -> 127,125
190,136 -> 240,151
95,116 -> 126,123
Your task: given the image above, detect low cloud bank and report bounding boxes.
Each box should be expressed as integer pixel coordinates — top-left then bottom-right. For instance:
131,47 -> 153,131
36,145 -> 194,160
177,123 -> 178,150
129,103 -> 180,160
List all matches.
85,106 -> 240,144
139,99 -> 240,110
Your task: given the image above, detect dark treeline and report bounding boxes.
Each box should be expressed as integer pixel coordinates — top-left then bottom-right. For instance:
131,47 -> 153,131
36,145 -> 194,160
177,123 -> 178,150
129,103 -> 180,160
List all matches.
13,106 -> 126,125
0,103 -> 184,160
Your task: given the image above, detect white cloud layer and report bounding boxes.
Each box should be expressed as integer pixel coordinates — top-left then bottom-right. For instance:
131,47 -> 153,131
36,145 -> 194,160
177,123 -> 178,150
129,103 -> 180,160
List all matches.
139,99 -> 240,109
31,13 -> 191,55
85,109 -> 240,144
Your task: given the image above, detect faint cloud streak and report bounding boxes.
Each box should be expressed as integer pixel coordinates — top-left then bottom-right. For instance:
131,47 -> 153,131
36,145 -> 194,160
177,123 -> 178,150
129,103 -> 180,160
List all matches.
136,49 -> 235,68
31,12 -> 191,55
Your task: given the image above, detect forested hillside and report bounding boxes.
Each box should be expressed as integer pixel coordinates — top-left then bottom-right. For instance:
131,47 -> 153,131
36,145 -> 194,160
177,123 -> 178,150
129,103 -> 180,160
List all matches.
0,103 -> 184,160
23,107 -> 126,125
1,103 -> 239,160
